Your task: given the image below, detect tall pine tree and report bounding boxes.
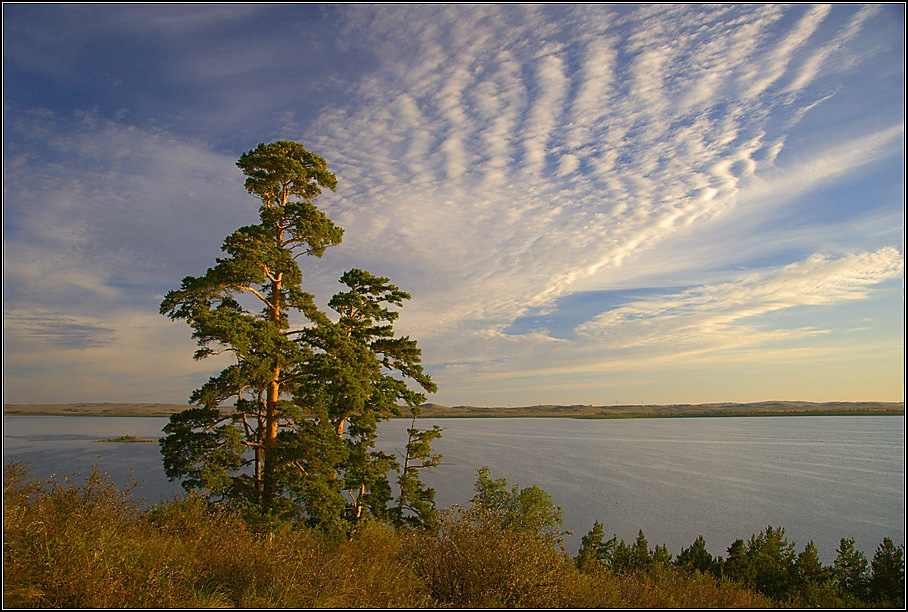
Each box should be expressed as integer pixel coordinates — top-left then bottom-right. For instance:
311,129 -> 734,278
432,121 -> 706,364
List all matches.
160,141 -> 438,528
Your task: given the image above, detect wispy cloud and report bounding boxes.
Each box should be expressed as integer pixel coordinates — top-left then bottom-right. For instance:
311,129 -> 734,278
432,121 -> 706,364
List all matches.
3,4 -> 903,404
5,310 -> 117,350
3,307 -> 231,402
306,5 -> 900,342
3,112 -> 244,303
576,248 -> 904,348
785,4 -> 879,94
740,4 -> 831,100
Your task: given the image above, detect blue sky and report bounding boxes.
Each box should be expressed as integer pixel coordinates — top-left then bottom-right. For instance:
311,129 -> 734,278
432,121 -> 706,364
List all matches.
3,4 -> 904,406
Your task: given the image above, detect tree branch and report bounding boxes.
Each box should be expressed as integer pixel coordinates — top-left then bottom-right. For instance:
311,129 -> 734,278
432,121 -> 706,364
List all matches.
236,284 -> 271,308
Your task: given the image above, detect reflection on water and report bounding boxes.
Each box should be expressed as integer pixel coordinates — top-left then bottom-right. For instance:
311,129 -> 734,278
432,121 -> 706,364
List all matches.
4,415 -> 904,562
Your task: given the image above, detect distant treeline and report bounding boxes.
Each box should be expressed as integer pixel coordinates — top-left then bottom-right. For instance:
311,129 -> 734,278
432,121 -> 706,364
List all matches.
416,400 -> 904,418
576,522 -> 904,608
3,403 -> 192,417
4,400 -> 904,418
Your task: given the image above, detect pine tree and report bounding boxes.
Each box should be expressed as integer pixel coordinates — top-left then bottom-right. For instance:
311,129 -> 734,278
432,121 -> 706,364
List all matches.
795,540 -> 828,585
575,520 -> 620,571
630,529 -> 651,570
160,141 -> 438,529
833,537 -> 870,600
747,526 -> 798,600
394,419 -> 444,528
676,534 -> 717,576
652,542 -> 672,565
870,537 -> 904,606
723,538 -> 751,583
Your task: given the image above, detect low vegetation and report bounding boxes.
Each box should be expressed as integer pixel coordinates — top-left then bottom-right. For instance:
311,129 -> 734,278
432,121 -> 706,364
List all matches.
4,400 -> 903,418
4,462 -> 902,608
96,435 -> 157,443
416,401 -> 905,418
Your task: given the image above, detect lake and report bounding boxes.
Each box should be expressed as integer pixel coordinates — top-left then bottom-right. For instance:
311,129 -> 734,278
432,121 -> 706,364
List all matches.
3,415 -> 904,563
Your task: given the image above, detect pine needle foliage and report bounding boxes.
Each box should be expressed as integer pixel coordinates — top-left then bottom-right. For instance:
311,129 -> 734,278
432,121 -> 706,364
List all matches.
159,141 -> 438,530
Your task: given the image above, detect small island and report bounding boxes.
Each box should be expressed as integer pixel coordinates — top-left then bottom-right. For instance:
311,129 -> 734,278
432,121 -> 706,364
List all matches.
96,435 -> 158,443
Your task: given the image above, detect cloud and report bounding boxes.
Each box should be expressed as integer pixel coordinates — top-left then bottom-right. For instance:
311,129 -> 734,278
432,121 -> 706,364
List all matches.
428,248 -> 903,397
576,248 -> 904,348
740,4 -> 832,100
3,308 -> 231,403
3,4 -> 902,404
293,5 -> 903,360
4,310 -> 117,350
521,53 -> 570,176
3,111 -> 246,309
785,5 -> 880,94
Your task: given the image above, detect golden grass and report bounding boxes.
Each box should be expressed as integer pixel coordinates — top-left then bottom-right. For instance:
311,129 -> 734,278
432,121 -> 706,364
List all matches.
2,463 -> 780,608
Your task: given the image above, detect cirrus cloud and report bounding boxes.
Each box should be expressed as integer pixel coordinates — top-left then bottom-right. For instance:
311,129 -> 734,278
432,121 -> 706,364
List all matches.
3,4 -> 903,404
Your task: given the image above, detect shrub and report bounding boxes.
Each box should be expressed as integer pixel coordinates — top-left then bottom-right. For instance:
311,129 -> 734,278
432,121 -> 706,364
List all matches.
3,464 -> 192,607
2,464 -> 431,608
407,504 -> 574,607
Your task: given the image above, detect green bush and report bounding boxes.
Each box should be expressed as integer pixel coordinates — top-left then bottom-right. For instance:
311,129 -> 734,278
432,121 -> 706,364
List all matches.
407,504 -> 573,607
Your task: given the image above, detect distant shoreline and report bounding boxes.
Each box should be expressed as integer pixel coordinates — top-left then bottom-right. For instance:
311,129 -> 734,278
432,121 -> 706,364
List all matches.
3,401 -> 903,419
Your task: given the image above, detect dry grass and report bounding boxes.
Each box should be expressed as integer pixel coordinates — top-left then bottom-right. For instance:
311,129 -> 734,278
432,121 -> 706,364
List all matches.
406,505 -> 774,609
3,463 -> 428,608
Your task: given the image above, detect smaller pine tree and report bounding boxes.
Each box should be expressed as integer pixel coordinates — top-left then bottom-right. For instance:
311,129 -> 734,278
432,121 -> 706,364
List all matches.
870,537 -> 905,607
834,537 -> 870,601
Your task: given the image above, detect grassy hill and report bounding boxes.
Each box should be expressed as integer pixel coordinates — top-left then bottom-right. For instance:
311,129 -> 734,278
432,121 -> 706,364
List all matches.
3,403 -> 192,417
415,400 -> 904,418
4,400 -> 902,418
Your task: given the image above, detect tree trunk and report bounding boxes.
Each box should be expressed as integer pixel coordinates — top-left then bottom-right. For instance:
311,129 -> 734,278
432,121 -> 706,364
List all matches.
254,446 -> 263,503
262,272 -> 283,510
263,374 -> 279,509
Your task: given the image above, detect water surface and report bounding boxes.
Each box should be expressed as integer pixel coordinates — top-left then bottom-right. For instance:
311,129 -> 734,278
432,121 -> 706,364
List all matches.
4,415 -> 903,562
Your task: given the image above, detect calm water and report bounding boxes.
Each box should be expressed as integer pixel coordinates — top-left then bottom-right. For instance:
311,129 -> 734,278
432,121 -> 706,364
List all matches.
3,415 -> 904,563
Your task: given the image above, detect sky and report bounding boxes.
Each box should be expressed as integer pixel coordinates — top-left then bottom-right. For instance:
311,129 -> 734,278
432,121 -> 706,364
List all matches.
2,4 -> 905,407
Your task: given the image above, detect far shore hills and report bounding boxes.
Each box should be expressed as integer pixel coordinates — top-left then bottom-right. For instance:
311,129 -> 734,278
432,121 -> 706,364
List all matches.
3,401 -> 903,419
